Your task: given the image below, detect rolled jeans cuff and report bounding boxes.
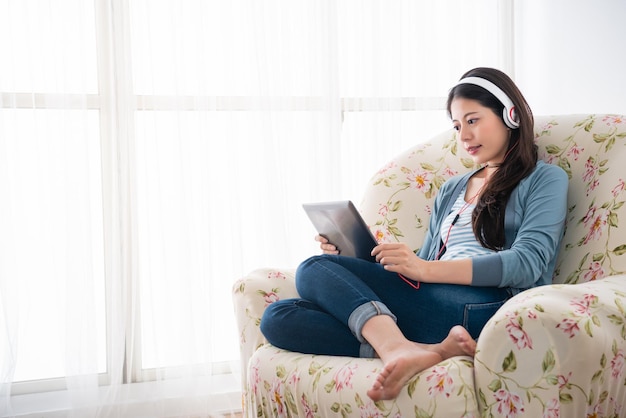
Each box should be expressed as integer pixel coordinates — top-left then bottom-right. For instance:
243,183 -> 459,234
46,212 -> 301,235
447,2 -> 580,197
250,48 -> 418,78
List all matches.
359,342 -> 376,358
348,301 -> 397,344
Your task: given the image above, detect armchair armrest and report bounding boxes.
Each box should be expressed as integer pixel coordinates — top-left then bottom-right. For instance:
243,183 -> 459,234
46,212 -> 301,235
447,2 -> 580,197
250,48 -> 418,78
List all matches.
474,275 -> 626,417
232,268 -> 297,389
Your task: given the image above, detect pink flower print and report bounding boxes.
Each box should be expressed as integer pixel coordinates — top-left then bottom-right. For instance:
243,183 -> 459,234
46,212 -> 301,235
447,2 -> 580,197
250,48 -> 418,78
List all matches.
425,205 -> 432,215
332,364 -> 357,392
359,401 -> 384,418
570,293 -> 597,316
583,208 -> 609,244
494,389 -> 525,417
582,293 -> 597,305
376,161 -> 397,175
584,261 -> 605,281
287,371 -> 300,386
269,378 -> 287,416
505,310 -> 518,319
300,394 -> 315,418
582,205 -> 597,226
263,291 -> 280,306
378,204 -> 389,218
586,178 -> 600,196
527,310 -> 538,320
602,115 -> 624,125
612,179 -> 625,197
506,319 -> 533,350
582,157 -> 598,183
543,398 -> 560,418
426,365 -> 454,398
407,169 -> 431,192
586,402 -> 604,418
250,358 -> 261,394
609,397 -> 623,417
610,349 -> 625,379
566,144 -> 584,161
556,317 -> 580,338
557,372 -> 572,389
373,228 -> 392,244
544,154 -> 558,165
268,271 -> 287,280
444,166 -> 458,177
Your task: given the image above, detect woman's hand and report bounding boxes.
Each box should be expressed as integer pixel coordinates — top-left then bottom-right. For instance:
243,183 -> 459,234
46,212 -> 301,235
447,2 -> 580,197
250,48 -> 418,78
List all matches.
372,243 -> 423,280
315,235 -> 340,255
373,243 -> 473,285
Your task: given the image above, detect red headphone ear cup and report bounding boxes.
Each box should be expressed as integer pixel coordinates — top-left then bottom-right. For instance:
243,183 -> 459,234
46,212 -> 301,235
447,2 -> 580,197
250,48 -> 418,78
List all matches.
503,106 -> 519,129
509,106 -> 518,124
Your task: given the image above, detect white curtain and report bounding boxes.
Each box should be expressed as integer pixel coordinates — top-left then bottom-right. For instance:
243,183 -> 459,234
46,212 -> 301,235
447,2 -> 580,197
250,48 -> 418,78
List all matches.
1,0 -> 505,416
0,0 -> 108,413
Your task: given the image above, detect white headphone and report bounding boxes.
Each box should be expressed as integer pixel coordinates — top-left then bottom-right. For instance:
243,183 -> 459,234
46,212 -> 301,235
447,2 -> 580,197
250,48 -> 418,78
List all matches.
455,76 -> 519,129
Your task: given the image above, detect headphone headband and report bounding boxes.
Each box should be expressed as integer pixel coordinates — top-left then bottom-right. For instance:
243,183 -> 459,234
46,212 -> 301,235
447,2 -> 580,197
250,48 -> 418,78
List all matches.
455,76 -> 519,129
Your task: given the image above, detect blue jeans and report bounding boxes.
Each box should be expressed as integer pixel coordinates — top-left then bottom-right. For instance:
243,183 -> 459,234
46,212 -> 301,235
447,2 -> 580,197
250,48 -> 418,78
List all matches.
260,254 -> 510,357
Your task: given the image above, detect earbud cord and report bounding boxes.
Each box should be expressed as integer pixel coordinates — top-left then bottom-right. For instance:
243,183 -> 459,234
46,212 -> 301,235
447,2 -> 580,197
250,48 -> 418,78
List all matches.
435,182 -> 485,260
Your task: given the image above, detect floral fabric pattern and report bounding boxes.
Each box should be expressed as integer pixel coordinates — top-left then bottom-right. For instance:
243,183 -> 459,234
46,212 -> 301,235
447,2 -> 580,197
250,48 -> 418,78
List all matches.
233,114 -> 626,417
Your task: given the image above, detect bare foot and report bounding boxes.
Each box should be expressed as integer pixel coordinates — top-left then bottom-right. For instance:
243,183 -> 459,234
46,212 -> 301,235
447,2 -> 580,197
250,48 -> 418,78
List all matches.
366,326 -> 476,401
366,342 -> 441,401
427,325 -> 477,359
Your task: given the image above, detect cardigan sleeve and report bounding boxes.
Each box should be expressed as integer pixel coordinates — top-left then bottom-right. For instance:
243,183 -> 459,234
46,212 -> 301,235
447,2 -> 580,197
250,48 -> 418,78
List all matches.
471,162 -> 569,290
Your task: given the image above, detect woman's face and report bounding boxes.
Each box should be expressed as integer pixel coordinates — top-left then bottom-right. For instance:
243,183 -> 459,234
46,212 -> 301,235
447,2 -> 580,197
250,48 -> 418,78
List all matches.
450,97 -> 511,166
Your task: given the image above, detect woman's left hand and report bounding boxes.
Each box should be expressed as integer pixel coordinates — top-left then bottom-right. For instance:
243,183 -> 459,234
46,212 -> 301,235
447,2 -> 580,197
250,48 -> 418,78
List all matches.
371,243 -> 423,280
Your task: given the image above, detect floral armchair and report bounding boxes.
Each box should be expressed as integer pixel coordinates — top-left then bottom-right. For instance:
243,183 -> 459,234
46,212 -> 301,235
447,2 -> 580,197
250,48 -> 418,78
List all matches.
232,114 -> 626,417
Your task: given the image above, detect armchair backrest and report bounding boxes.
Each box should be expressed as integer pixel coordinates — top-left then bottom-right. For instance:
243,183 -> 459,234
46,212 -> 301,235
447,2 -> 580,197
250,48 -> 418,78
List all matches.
359,114 -> 626,284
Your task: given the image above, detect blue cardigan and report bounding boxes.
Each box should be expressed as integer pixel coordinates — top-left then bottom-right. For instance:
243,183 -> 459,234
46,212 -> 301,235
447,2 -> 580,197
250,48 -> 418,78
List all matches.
417,161 -> 569,294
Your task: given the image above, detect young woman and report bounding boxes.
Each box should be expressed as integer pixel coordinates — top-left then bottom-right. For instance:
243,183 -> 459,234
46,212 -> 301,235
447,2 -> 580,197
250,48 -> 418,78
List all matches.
260,67 -> 569,401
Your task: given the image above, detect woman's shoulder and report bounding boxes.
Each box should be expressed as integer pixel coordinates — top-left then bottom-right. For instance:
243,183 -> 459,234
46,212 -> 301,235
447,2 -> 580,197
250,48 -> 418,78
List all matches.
529,160 -> 569,183
518,160 -> 569,194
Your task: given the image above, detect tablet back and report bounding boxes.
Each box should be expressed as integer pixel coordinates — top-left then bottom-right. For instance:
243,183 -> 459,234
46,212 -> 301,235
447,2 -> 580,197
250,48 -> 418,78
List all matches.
302,200 -> 378,262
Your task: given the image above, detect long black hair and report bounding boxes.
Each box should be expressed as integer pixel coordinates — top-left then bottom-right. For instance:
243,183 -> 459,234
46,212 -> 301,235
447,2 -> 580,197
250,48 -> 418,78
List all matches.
446,67 -> 538,250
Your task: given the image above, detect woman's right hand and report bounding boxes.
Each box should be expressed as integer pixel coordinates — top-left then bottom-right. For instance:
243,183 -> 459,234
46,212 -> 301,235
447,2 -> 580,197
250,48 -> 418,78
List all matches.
315,235 -> 339,255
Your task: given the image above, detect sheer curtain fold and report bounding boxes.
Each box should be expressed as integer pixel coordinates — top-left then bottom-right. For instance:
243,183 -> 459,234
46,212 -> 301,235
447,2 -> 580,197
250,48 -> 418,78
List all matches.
1,3 -> 104,417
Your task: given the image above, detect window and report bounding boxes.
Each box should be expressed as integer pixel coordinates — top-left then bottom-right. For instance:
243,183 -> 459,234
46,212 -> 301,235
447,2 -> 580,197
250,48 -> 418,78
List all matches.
0,0 -> 106,385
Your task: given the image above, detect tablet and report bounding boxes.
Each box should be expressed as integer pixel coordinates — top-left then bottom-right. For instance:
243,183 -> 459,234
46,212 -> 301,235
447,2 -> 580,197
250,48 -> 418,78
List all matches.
302,200 -> 378,262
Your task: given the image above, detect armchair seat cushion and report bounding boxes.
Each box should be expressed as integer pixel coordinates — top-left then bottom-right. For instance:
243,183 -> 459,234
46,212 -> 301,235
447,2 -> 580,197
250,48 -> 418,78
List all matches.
248,345 -> 479,417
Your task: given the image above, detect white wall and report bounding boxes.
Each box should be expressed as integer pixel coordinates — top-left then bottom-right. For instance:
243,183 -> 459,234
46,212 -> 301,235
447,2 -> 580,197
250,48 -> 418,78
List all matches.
515,0 -> 626,116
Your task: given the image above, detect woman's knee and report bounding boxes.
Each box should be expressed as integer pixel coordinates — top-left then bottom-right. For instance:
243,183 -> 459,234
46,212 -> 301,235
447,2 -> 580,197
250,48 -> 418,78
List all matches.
295,254 -> 335,293
296,254 -> 332,276
260,299 -> 295,344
